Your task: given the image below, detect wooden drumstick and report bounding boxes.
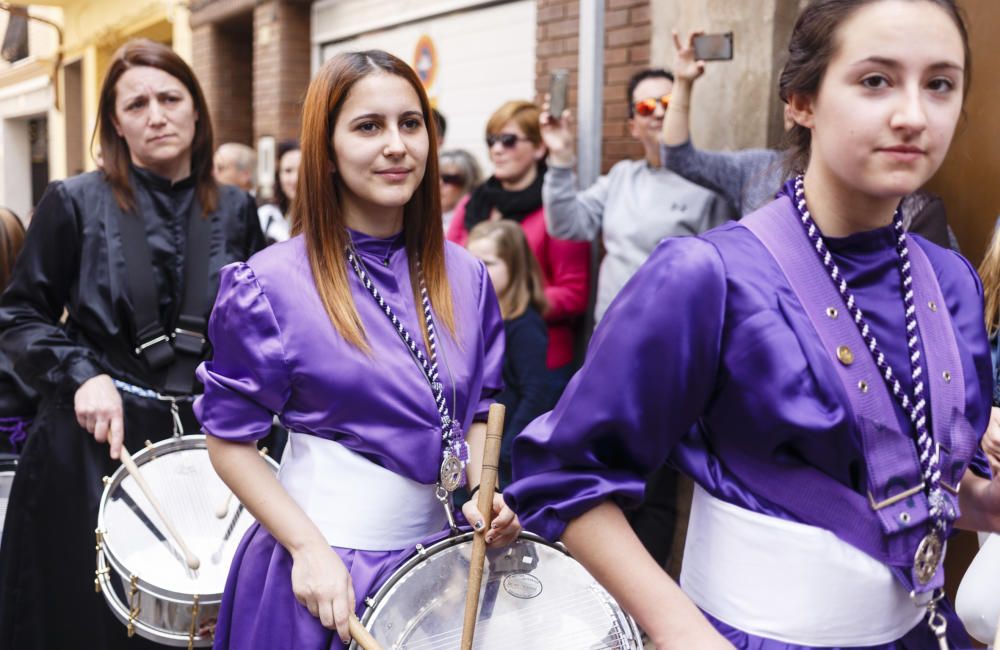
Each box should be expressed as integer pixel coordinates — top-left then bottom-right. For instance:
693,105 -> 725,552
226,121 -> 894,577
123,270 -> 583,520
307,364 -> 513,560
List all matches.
119,447 -> 201,570
215,490 -> 234,519
461,403 -> 505,650
348,614 -> 383,650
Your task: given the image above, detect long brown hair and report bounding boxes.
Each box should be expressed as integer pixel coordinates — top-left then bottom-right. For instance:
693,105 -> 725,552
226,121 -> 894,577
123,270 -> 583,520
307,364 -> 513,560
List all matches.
779,0 -> 971,173
291,50 -> 451,350
468,220 -> 547,320
980,224 -> 1000,337
93,39 -> 217,213
0,207 -> 26,290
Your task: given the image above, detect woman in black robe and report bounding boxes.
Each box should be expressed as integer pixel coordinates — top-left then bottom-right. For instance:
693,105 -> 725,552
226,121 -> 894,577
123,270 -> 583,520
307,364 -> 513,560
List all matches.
0,39 -> 264,649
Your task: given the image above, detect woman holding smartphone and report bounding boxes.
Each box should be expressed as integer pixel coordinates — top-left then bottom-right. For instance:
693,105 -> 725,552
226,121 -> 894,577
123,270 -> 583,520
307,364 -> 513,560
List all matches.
507,1 -> 1000,647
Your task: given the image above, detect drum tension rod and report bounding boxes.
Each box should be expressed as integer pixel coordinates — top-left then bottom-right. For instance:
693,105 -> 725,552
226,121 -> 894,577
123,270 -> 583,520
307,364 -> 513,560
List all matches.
127,574 -> 140,638
187,594 -> 200,650
94,529 -> 106,594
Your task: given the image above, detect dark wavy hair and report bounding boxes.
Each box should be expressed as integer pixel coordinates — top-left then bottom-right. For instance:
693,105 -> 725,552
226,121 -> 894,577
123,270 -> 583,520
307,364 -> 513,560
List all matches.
779,0 -> 970,173
93,39 -> 217,213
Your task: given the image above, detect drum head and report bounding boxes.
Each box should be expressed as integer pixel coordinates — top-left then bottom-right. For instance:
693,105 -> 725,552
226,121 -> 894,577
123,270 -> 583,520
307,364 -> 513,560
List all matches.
359,532 -> 640,649
98,436 -> 257,599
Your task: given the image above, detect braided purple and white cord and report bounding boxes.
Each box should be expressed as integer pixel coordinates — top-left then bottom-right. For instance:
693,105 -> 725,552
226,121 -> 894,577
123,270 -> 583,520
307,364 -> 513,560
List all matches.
346,246 -> 469,477
792,176 -> 945,528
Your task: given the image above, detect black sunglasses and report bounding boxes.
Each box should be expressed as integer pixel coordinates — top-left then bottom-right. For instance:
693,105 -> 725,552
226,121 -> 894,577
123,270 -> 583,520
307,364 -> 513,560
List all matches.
486,133 -> 531,149
441,173 -> 466,186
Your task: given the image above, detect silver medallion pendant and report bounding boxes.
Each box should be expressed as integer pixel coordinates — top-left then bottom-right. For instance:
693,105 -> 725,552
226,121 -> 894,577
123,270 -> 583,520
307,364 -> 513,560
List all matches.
914,532 -> 944,585
440,454 -> 463,492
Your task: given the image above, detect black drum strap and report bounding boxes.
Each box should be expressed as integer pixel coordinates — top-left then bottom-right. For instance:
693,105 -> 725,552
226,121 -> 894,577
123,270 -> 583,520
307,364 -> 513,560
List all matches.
115,184 -> 211,395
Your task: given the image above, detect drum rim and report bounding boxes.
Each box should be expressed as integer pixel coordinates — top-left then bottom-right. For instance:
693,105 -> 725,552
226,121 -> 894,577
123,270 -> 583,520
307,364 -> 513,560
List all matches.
353,530 -> 642,649
96,434 -> 276,602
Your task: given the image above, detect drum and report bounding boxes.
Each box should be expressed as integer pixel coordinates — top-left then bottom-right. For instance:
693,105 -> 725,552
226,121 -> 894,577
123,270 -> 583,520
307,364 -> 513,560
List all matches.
0,453 -> 16,540
95,435 -> 277,648
956,532 -> 1000,645
351,531 -> 641,649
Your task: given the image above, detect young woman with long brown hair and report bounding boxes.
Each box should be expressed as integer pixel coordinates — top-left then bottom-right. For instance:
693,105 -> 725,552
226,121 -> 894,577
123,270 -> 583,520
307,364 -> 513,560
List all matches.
507,1 -> 1000,647
0,39 -> 263,649
196,50 -> 520,649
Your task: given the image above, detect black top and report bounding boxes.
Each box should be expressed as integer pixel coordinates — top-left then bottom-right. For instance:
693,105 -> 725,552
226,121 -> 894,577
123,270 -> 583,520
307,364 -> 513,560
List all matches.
0,169 -> 265,400
496,306 -> 558,481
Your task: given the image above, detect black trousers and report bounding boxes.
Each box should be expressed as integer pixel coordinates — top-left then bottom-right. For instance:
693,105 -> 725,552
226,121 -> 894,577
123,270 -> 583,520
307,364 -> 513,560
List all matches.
0,393 -> 197,650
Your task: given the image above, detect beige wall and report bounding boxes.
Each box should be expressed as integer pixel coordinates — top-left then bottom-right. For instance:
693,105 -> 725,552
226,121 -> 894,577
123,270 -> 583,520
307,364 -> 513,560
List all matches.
926,0 -> 1000,266
649,0 -> 807,151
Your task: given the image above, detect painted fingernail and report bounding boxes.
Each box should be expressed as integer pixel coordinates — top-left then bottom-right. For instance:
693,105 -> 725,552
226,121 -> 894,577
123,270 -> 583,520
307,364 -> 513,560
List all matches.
486,535 -> 494,543
474,520 -> 484,530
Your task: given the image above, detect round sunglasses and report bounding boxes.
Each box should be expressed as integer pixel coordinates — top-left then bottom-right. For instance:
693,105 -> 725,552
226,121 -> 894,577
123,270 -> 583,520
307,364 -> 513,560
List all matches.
486,133 -> 532,149
633,94 -> 671,117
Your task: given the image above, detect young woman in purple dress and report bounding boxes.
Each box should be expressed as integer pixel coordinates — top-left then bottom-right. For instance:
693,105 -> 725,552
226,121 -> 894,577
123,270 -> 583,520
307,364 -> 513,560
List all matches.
195,50 -> 521,650
506,1 -> 1000,648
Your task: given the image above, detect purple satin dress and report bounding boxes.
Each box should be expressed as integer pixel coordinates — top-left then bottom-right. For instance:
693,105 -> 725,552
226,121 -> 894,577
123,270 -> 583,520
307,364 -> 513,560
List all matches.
194,232 -> 504,650
505,198 -> 992,649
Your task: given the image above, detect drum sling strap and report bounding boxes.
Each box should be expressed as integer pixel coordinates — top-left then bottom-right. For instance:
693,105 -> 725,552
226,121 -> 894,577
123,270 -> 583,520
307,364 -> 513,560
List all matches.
739,195 -> 970,592
115,187 -> 211,396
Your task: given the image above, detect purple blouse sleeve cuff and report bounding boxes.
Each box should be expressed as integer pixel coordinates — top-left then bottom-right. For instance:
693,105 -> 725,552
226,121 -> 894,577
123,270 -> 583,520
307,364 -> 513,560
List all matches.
195,262 -> 290,442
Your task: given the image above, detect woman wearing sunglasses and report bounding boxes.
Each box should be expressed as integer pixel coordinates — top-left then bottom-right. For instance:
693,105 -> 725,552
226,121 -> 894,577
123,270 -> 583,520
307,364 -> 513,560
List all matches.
447,100 -> 590,395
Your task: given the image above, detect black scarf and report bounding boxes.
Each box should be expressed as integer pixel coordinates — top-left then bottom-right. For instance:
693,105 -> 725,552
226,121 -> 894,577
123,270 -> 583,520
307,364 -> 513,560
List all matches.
464,162 -> 546,231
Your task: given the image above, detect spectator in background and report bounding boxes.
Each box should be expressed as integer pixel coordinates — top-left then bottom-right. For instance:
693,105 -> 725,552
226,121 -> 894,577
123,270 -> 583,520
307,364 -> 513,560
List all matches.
0,207 -> 35,456
439,149 -> 481,232
467,220 -> 557,487
432,107 -> 446,147
661,31 -> 787,217
447,100 -> 590,394
541,68 -> 731,323
214,142 -> 257,193
257,139 -> 299,244
662,29 -> 961,252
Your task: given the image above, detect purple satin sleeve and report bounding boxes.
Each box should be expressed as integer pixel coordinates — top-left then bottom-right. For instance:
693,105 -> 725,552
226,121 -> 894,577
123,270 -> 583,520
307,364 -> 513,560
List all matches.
474,264 -> 505,422
505,237 -> 727,542
194,262 -> 291,441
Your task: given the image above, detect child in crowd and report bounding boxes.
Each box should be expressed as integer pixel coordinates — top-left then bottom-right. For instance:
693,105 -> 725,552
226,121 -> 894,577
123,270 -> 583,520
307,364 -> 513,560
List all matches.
467,220 -> 557,487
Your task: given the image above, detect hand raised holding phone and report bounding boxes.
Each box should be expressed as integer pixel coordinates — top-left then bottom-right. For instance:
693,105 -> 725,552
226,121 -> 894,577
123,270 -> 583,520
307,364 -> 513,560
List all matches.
540,70 -> 575,168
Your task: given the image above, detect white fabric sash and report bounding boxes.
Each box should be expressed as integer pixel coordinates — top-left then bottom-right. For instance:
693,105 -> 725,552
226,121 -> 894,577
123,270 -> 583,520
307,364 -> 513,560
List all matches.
680,485 -> 927,646
278,432 -> 446,551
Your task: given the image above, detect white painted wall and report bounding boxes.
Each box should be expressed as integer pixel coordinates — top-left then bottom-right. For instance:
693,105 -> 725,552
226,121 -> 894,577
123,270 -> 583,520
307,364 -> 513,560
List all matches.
314,0 -> 536,173
0,76 -> 52,217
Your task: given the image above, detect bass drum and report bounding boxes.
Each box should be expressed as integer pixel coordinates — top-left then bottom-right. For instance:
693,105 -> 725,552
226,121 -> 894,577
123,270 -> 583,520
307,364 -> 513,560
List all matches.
0,453 -> 16,540
351,531 -> 641,649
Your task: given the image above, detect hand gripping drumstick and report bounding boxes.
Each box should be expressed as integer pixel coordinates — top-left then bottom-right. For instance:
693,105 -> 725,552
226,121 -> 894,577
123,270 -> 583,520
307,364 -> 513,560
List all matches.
348,614 -> 382,650
461,403 -> 505,650
119,446 -> 201,570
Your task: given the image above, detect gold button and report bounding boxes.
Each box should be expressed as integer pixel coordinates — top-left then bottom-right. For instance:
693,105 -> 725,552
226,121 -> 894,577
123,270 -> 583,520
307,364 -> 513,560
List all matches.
837,345 -> 854,366
928,301 -> 938,312
858,380 -> 869,393
826,307 -> 838,319
942,371 -> 951,383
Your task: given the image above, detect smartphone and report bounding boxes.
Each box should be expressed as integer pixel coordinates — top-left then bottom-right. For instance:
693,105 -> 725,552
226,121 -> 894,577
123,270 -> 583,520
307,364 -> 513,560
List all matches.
693,32 -> 734,61
548,70 -> 569,119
